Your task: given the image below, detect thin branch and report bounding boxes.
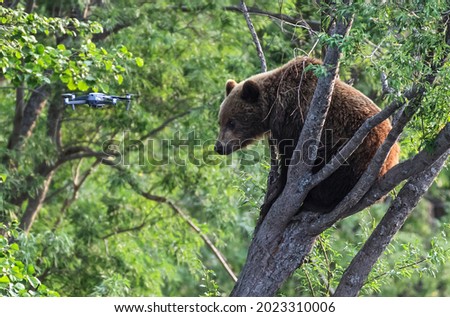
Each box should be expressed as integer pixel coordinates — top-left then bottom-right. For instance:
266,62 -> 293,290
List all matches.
154,196 -> 238,283
365,258 -> 427,286
139,108 -> 194,141
100,219 -> 149,240
166,199 -> 238,283
353,122 -> 450,212
302,266 -> 317,297
334,150 -> 449,296
44,182 -> 73,203
225,5 -> 320,33
240,0 -> 267,73
54,148 -> 113,168
310,95 -> 404,189
92,21 -> 132,42
380,72 -> 394,95
53,159 -> 101,231
317,236 -> 333,296
108,165 -> 238,283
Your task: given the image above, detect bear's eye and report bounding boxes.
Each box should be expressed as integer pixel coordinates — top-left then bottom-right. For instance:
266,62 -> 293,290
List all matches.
227,119 -> 236,129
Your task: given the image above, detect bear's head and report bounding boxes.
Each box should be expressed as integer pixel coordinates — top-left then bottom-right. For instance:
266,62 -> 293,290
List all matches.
215,79 -> 269,155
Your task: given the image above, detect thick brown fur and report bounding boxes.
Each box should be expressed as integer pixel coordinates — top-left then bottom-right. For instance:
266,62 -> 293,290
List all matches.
215,56 -> 400,211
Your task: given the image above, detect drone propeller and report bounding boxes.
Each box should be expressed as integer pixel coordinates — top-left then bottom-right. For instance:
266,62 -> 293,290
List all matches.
110,94 -> 138,110
111,94 -> 138,100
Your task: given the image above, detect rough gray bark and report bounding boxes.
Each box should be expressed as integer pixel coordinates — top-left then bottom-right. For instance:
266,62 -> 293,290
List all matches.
334,150 -> 449,296
232,221 -> 317,296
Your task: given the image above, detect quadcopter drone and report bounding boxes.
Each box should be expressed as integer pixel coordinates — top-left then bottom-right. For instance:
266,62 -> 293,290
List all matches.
62,92 -> 135,110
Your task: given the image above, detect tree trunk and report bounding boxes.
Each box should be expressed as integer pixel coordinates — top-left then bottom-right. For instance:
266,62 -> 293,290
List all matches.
6,86 -> 25,152
231,219 -> 317,296
7,84 -> 51,151
19,170 -> 54,234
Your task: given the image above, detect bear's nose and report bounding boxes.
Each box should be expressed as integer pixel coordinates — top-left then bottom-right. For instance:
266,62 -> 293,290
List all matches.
214,141 -> 225,155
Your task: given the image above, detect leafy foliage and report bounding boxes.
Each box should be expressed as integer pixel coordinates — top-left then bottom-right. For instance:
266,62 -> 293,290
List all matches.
0,223 -> 59,296
0,6 -> 134,92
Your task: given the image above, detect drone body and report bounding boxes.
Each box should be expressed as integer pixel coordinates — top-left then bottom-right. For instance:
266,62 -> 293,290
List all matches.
62,92 -> 133,110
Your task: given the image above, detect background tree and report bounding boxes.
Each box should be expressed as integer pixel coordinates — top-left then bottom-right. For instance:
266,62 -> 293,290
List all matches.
0,0 -> 449,297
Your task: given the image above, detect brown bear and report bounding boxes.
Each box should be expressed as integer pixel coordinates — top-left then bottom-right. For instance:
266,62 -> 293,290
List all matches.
215,56 -> 399,211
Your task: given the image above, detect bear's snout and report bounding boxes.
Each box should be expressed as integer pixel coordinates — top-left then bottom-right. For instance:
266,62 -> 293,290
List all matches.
215,140 -> 238,155
214,141 -> 226,155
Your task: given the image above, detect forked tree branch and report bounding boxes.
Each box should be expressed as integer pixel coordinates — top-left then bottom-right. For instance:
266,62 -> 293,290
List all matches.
16,147 -> 113,232
334,150 -> 449,296
52,159 -> 101,230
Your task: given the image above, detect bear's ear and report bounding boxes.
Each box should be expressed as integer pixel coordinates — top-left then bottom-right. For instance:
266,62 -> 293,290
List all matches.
226,79 -> 237,96
241,80 -> 260,102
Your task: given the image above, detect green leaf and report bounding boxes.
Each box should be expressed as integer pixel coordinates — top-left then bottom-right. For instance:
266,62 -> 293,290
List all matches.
89,22 -> 103,34
27,276 -> 40,289
60,73 -> 70,83
27,264 -> 36,275
77,80 -> 89,91
116,74 -> 123,85
119,46 -> 128,54
11,265 -> 24,279
57,44 -> 66,51
0,275 -> 10,284
135,57 -> 144,67
87,41 -> 96,51
36,44 -> 45,54
104,60 -> 113,71
14,282 -> 25,291
9,243 -> 19,251
67,78 -> 77,91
